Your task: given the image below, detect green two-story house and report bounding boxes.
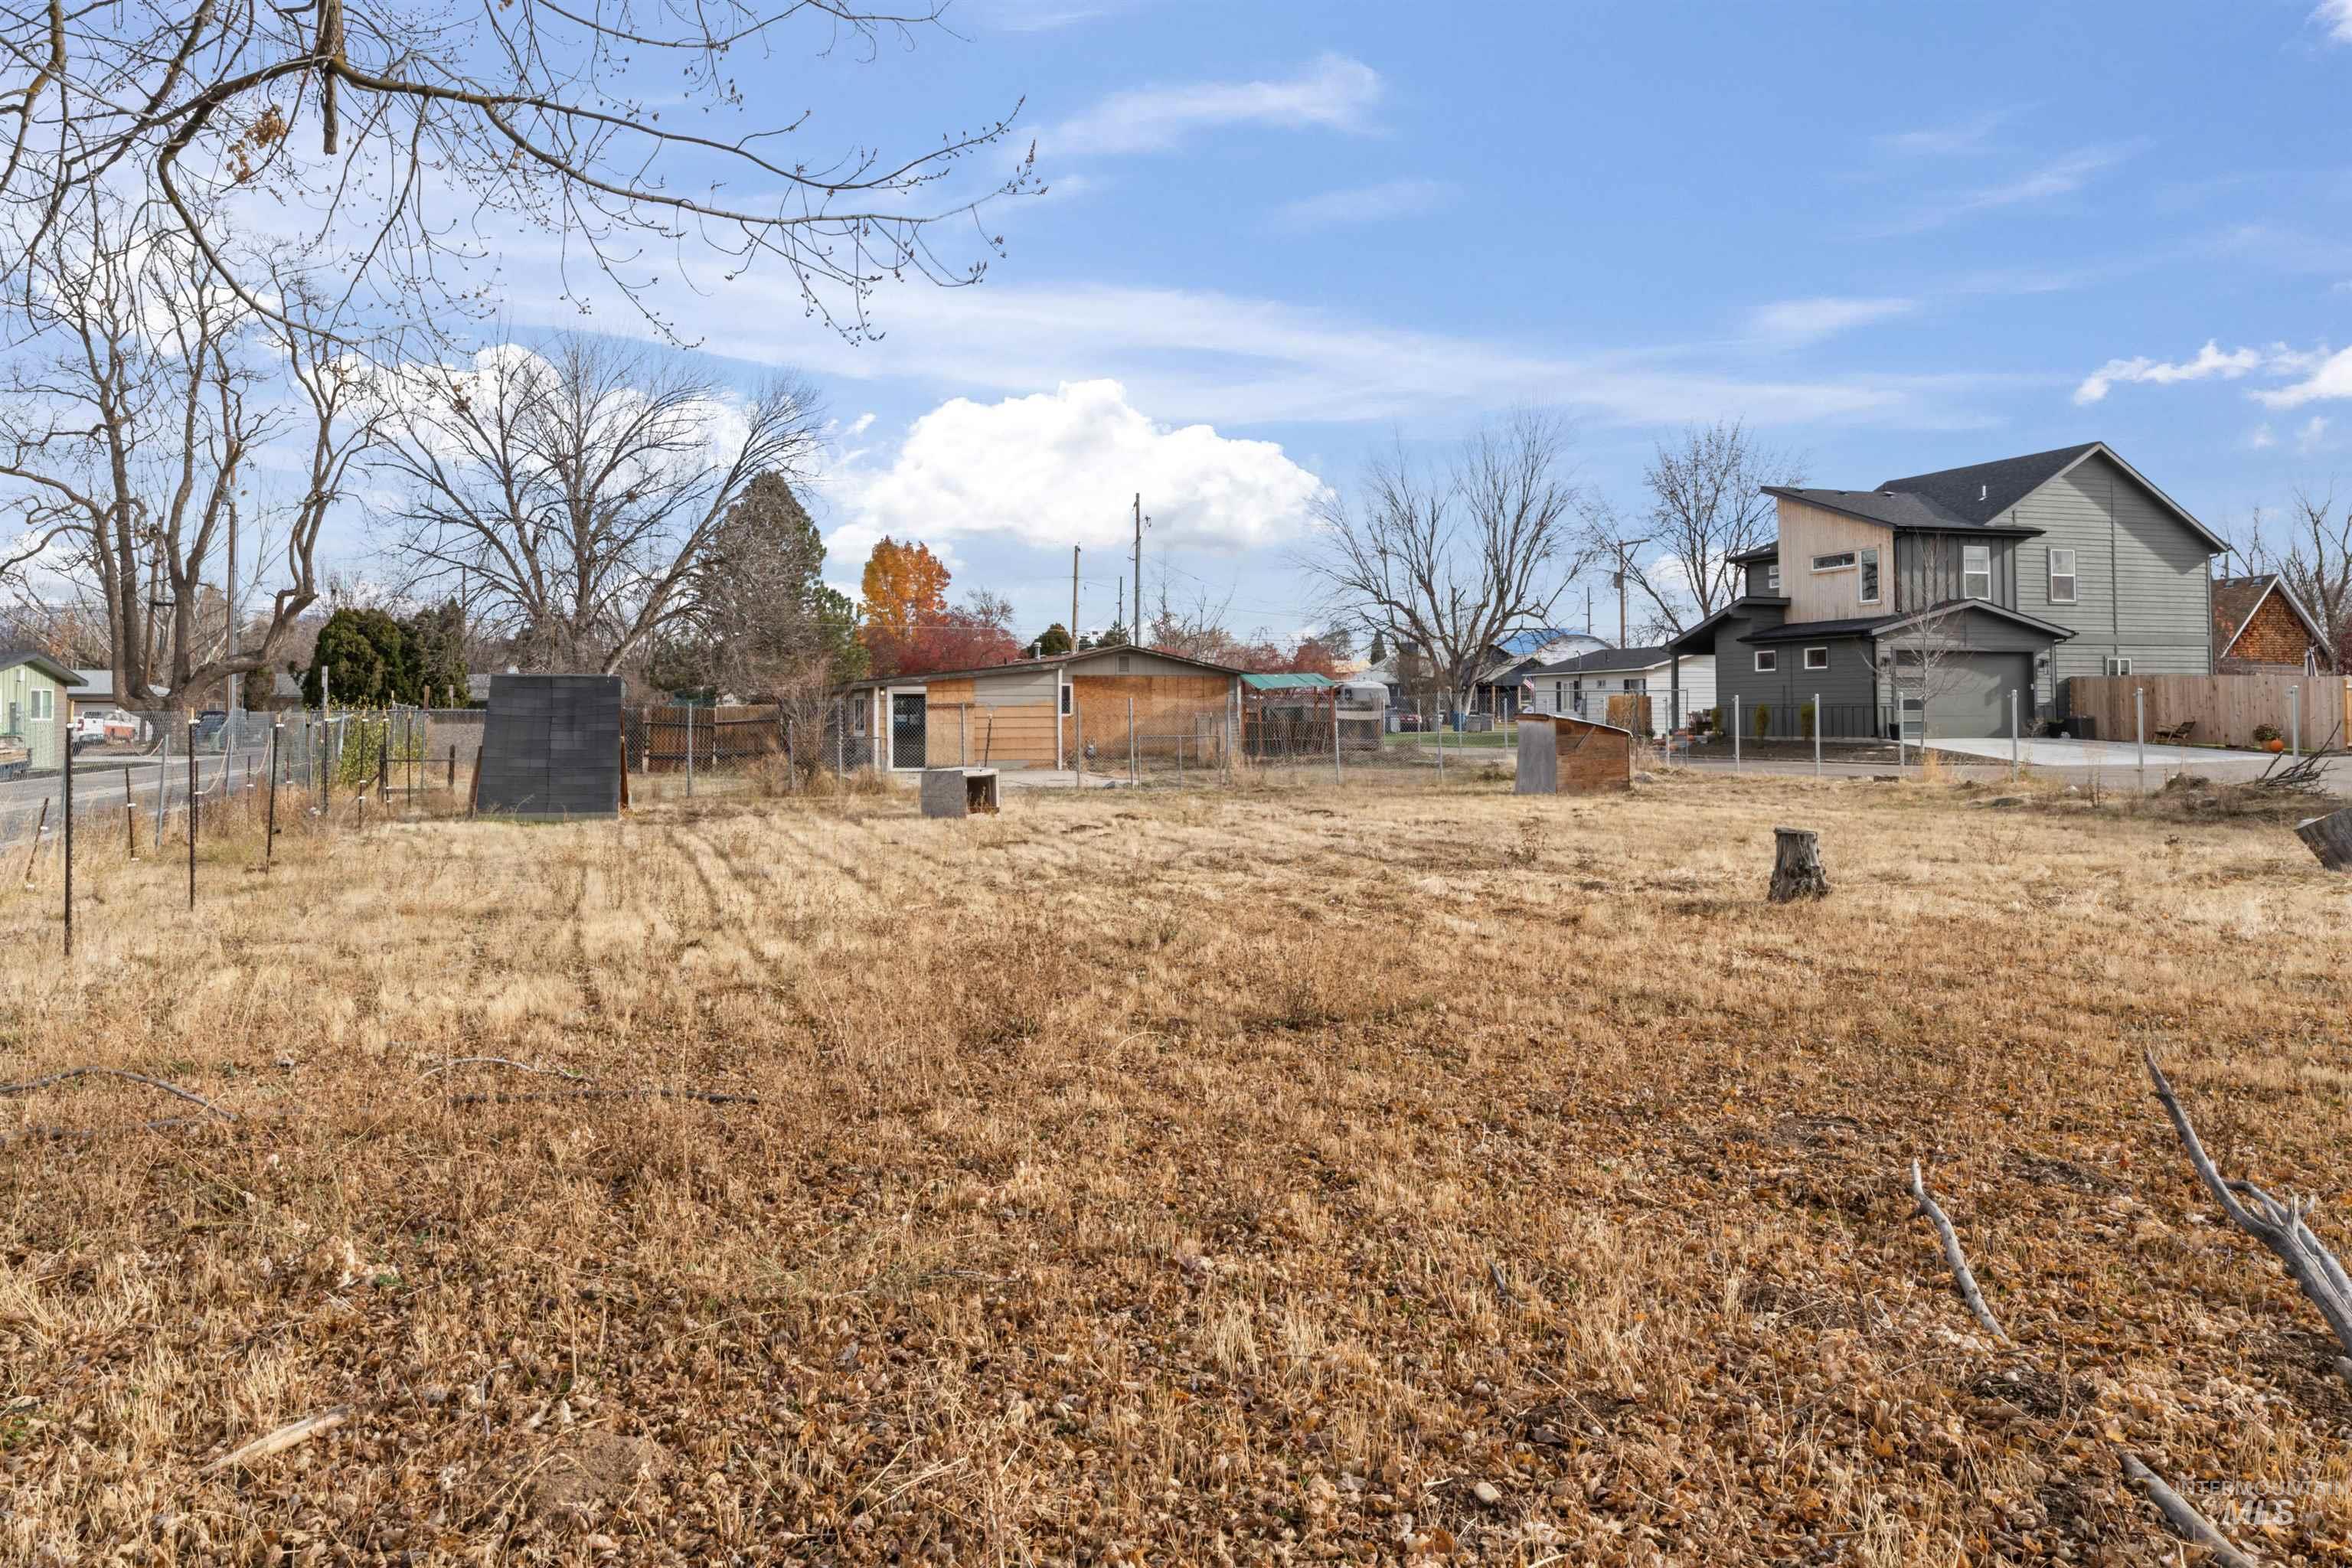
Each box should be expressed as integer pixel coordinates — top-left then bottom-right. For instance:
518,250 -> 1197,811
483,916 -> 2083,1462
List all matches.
1665,443 -> 2228,740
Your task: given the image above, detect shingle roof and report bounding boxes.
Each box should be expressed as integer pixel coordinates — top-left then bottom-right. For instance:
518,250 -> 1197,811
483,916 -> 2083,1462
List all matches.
1764,486 -> 1976,531
1524,645 -> 1677,677
2213,572 -> 2328,656
0,652 -> 83,685
1875,443 -> 2103,526
1739,600 -> 2075,645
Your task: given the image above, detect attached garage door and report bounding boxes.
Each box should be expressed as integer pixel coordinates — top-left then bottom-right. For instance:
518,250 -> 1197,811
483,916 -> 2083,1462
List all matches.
1909,652 -> 2033,739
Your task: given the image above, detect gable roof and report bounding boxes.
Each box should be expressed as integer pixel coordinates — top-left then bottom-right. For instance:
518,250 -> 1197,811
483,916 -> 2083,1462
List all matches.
1768,442 -> 2227,553
1738,599 -> 2076,645
1664,596 -> 1788,656
1524,644 -> 1678,678
2213,573 -> 2329,657
0,652 -> 83,685
1876,443 -> 2102,526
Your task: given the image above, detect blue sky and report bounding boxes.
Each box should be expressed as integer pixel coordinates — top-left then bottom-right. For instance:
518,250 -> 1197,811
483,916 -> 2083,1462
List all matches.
485,0 -> 2352,647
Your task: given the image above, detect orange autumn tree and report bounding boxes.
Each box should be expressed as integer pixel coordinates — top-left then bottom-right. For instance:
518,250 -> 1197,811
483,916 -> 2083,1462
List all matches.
858,537 -> 1019,675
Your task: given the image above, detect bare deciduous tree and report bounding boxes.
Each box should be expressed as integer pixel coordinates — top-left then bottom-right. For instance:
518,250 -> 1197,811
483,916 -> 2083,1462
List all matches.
1587,420 -> 1805,635
0,198 -> 378,709
2242,489 -> 2352,670
0,2 -> 1033,348
1305,413 -> 1590,711
376,335 -> 823,674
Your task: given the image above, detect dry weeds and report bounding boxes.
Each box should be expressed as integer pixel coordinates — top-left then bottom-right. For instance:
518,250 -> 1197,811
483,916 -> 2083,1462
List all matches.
2,767 -> 2349,1565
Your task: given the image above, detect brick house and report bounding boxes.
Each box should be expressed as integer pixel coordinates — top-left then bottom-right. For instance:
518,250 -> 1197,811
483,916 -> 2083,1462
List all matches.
2212,573 -> 2335,674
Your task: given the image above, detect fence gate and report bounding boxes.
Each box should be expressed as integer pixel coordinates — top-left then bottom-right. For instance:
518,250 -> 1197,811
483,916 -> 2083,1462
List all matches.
890,691 -> 926,770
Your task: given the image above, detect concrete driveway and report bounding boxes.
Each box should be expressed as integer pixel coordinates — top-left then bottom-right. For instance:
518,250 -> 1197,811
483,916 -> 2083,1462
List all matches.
1922,736 -> 2276,769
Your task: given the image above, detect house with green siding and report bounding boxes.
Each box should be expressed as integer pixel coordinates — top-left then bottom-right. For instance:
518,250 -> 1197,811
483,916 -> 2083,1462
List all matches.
0,652 -> 83,773
1665,443 -> 2227,740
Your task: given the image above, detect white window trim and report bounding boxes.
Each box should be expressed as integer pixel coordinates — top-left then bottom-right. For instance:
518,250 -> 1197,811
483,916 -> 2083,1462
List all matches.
1810,551 -> 1857,573
1962,543 -> 1993,601
2047,547 -> 2078,605
1858,548 -> 1881,606
1753,649 -> 1777,672
1765,565 -> 1781,593
2103,655 -> 2133,677
28,689 -> 51,721
1803,646 -> 1829,671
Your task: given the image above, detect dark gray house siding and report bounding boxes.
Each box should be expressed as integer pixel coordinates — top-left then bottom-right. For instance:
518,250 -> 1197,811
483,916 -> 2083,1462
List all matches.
1893,533 -> 2019,614
2006,451 -> 2215,709
1717,634 -> 1880,738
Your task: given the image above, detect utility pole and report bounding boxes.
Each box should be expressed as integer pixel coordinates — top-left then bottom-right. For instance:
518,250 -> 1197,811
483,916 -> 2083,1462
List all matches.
1132,495 -> 1145,648
1114,577 -> 1124,640
1070,545 -> 1080,648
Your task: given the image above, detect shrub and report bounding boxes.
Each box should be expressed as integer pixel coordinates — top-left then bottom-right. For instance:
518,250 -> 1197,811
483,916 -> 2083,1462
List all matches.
2252,723 -> 2282,744
1798,701 -> 1817,740
1752,702 -> 1772,740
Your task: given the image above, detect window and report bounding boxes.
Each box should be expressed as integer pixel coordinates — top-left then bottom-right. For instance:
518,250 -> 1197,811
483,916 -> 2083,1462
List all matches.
2103,655 -> 2133,677
1811,550 -> 1857,573
1059,684 -> 1073,715
1859,547 -> 1881,605
28,689 -> 51,720
1962,544 -> 1992,599
2048,547 -> 2077,604
1766,564 -> 1781,593
1753,649 -> 1778,672
1803,646 -> 1829,671
1116,654 -> 1132,673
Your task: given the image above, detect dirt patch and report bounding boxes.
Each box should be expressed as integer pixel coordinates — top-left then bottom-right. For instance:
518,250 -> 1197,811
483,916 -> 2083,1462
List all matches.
528,1430 -> 671,1524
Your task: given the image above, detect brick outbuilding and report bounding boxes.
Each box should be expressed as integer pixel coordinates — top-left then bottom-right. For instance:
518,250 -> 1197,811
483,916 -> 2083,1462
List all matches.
2213,574 -> 2335,674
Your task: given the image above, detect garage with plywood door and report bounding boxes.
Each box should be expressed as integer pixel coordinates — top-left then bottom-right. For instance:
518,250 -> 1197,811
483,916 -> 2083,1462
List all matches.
841,647 -> 1243,772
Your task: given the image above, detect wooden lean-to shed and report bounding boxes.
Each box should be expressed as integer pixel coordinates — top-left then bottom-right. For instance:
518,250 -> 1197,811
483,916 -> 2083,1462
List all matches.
1514,712 -> 1635,795
841,646 -> 1243,773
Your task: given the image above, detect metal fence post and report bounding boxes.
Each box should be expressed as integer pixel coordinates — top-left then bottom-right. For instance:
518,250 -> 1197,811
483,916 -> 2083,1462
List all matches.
1812,691 -> 1821,777
1331,692 -> 1342,786
1733,695 -> 1741,772
1129,697 -> 1136,783
185,718 -> 197,911
266,722 -> 281,864
2010,689 -> 2020,782
123,764 -> 134,861
685,704 -> 695,798
1076,708 -> 1086,789
60,724 -> 70,956
2289,684 -> 2301,757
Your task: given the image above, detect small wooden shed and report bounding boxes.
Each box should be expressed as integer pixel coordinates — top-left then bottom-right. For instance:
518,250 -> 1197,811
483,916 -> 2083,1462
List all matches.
1514,712 -> 1634,794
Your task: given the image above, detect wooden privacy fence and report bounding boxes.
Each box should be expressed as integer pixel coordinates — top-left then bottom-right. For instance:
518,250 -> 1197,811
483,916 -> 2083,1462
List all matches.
635,704 -> 786,773
2066,674 -> 2352,750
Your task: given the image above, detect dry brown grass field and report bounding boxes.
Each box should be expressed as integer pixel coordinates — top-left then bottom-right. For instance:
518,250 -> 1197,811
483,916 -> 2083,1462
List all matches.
2,767 -> 2350,1566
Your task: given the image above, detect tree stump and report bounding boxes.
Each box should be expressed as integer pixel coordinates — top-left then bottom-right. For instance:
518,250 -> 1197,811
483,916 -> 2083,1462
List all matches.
2296,807 -> 2352,873
1769,825 -> 1830,903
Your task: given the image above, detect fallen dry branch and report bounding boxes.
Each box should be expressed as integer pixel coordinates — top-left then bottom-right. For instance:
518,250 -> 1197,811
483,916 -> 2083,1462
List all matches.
0,1116 -> 214,1148
2144,1050 -> 2352,1359
417,1057 -> 588,1083
444,1088 -> 761,1108
2120,1453 -> 2263,1568
0,1067 -> 235,1122
200,1406 -> 351,1476
1908,1160 -> 2005,1339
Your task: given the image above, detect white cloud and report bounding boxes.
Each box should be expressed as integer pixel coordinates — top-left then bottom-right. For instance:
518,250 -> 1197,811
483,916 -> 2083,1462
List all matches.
1878,144 -> 2138,234
1876,109 -> 2016,158
1271,178 -> 1453,231
2249,423 -> 2278,449
828,380 -> 1328,563
2298,414 -> 2331,452
1046,54 -> 1382,156
2254,346 -> 2352,407
1746,296 -> 1916,346
2315,0 -> 2352,44
2073,339 -> 2321,405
